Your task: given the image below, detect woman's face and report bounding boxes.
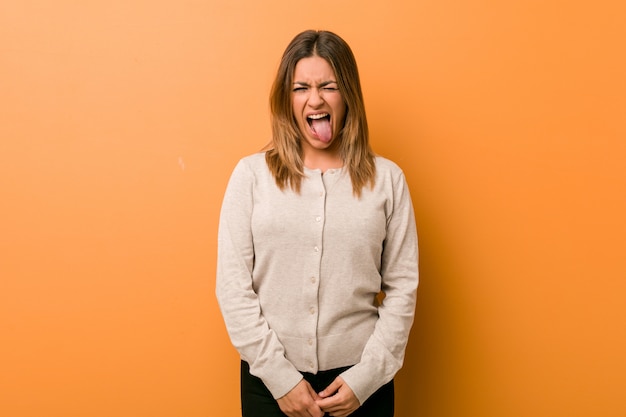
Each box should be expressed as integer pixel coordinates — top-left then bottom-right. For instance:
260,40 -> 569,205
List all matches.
292,55 -> 346,154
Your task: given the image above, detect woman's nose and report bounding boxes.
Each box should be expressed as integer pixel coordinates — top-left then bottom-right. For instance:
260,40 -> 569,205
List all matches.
308,88 -> 324,106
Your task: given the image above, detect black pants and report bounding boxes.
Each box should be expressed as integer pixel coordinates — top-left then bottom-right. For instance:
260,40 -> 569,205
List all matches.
240,361 -> 394,417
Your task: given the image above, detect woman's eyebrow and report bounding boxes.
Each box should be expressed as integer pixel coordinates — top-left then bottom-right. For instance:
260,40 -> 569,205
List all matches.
293,80 -> 338,87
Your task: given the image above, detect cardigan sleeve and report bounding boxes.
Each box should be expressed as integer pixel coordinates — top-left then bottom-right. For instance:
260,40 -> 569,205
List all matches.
339,170 -> 419,404
215,158 -> 303,399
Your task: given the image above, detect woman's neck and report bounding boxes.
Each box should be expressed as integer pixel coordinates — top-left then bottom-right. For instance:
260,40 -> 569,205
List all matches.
303,150 -> 343,173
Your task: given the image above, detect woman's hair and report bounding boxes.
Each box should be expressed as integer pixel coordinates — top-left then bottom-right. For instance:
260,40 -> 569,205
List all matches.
265,30 -> 376,197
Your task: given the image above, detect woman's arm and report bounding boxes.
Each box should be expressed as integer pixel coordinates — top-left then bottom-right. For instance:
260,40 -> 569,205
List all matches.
337,170 -> 419,404
216,158 -> 304,400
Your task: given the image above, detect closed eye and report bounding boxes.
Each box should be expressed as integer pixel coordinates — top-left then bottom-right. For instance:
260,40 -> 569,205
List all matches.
319,81 -> 338,90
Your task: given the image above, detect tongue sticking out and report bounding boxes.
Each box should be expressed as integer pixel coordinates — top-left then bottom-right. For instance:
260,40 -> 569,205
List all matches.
310,117 -> 332,143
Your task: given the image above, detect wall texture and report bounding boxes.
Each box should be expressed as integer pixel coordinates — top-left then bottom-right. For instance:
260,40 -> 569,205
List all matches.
1,1 -> 624,416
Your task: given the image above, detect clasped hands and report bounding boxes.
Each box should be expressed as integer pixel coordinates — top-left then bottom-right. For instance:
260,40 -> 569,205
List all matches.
276,376 -> 359,417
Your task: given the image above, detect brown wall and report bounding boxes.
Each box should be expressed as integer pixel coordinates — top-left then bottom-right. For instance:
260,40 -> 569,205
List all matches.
1,1 -> 625,416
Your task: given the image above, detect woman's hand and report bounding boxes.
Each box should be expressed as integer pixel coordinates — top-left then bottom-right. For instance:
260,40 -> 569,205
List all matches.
316,376 -> 360,417
277,379 -> 324,417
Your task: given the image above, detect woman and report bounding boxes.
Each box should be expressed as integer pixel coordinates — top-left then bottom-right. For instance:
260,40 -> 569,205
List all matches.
216,30 -> 418,417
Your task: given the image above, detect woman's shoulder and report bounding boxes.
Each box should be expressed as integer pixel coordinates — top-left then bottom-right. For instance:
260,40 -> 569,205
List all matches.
231,151 -> 268,172
238,151 -> 267,165
374,155 -> 405,177
224,152 -> 270,183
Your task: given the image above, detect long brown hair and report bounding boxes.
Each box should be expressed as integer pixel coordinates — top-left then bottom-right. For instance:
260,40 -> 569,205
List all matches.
265,30 -> 376,197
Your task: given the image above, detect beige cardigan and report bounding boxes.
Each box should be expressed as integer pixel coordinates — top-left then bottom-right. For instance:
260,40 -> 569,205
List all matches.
216,152 -> 418,404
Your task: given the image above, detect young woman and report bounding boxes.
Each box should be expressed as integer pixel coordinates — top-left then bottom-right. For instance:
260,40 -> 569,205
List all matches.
217,30 -> 419,417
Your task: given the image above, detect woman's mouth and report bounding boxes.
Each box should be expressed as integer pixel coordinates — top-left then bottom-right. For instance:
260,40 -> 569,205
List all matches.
306,113 -> 332,143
